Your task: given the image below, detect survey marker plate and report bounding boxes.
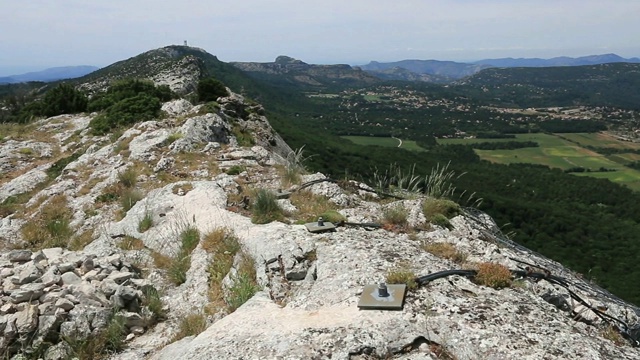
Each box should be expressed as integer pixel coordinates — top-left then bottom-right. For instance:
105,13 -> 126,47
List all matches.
358,284 -> 407,310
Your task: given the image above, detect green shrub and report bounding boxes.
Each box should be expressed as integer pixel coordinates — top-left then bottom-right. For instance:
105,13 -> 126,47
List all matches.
164,132 -> 183,146
319,210 -> 346,224
251,189 -> 284,224
226,165 -> 246,175
197,77 -> 229,103
232,124 -> 254,147
21,195 -> 73,249
41,83 -> 88,117
117,235 -> 145,250
88,79 -> 172,135
430,213 -> 453,230
422,198 -> 461,219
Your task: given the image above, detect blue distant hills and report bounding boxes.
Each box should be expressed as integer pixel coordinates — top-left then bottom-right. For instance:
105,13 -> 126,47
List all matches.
0,65 -> 100,84
359,53 -> 640,81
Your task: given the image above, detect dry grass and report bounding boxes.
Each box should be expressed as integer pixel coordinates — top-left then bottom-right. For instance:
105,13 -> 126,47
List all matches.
204,228 -> 241,312
386,266 -> 418,290
172,183 -> 194,195
151,251 -> 174,270
422,198 -> 461,221
423,242 -> 467,264
113,135 -> 135,157
20,194 -> 74,250
600,324 -> 626,346
289,191 -> 343,223
172,313 -> 208,342
474,262 -> 512,289
381,203 -> 409,232
68,229 -> 95,251
118,236 -> 145,250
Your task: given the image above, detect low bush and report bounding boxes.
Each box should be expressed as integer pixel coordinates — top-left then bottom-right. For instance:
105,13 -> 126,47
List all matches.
382,203 -> 409,226
474,262 -> 512,289
422,198 -> 461,220
226,165 -> 246,175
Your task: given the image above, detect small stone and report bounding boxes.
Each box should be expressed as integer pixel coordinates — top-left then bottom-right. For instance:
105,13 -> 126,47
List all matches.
117,285 -> 138,301
122,312 -> 146,327
55,298 -> 74,311
108,271 -> 133,284
65,294 -> 80,304
60,272 -> 82,286
82,269 -> 100,281
40,270 -> 61,287
39,302 -> 57,316
10,283 -> 45,304
0,268 -> 15,278
106,254 -> 122,268
8,250 -> 32,262
12,262 -> 42,285
31,250 -> 46,262
130,325 -> 145,335
82,257 -> 95,273
57,263 -> 75,273
125,333 -> 136,341
15,304 -> 38,333
43,332 -> 73,359
41,248 -> 64,263
0,303 -> 14,314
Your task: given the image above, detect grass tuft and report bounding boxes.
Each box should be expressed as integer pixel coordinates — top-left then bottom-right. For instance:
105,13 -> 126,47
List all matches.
251,189 -> 284,224
386,266 -> 418,290
20,194 -> 73,250
423,242 -> 467,264
138,211 -> 154,232
172,313 -> 208,342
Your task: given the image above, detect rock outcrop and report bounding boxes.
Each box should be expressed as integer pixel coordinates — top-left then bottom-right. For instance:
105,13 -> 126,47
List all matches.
1,85 -> 640,360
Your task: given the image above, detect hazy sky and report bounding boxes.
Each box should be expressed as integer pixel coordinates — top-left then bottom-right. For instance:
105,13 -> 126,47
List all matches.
1,0 -> 639,75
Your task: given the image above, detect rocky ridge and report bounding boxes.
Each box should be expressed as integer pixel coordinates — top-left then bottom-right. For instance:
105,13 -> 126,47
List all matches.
1,88 -> 640,359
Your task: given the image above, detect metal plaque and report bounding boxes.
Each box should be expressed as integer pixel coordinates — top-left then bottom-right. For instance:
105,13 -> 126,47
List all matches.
357,284 -> 407,310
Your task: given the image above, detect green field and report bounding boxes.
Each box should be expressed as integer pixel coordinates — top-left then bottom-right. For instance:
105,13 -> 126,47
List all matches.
438,133 -> 640,190
558,132 -> 640,150
342,136 -> 426,151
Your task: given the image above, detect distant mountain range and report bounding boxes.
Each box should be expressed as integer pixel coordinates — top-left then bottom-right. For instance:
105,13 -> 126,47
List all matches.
0,65 -> 99,84
231,56 -> 378,88
359,53 -> 640,82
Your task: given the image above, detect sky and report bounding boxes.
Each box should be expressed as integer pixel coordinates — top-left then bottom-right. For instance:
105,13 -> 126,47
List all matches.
1,0 -> 639,76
